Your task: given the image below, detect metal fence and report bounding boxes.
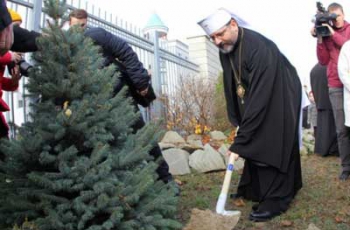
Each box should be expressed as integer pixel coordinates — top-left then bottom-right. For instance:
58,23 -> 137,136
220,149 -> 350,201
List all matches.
5,0 -> 200,138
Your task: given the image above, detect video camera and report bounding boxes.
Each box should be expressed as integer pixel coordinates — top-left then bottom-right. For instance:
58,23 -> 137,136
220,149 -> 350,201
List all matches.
7,58 -> 33,77
313,2 -> 338,37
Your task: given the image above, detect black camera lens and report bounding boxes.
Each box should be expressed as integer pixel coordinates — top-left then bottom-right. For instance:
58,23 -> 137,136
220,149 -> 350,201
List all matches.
7,59 -> 33,77
18,60 -> 33,77
316,25 -> 331,37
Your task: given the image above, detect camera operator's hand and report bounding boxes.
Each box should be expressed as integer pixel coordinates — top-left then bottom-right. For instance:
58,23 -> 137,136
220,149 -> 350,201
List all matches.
10,64 -> 21,85
322,23 -> 335,36
10,52 -> 21,63
310,27 -> 317,37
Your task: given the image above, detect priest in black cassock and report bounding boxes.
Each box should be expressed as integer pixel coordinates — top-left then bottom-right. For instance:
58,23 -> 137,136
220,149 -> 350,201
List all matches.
198,8 -> 303,222
310,63 -> 339,156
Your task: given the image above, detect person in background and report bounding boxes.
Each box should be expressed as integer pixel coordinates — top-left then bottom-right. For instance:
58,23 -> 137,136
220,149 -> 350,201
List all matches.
8,8 -> 22,26
0,53 -> 21,140
302,85 -> 311,129
310,63 -> 338,156
68,9 -> 175,186
337,40 -> 350,129
0,8 -> 25,141
312,2 -> 350,180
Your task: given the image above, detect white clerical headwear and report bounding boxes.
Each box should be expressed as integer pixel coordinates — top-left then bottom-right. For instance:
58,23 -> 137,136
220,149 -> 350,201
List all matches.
198,8 -> 251,35
198,8 -> 231,36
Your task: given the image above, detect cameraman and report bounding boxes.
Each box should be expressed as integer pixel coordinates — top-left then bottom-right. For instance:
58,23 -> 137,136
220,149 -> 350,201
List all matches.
311,2 -> 350,181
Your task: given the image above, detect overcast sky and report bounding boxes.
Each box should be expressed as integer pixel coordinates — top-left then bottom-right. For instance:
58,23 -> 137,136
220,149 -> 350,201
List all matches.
86,0 -> 350,88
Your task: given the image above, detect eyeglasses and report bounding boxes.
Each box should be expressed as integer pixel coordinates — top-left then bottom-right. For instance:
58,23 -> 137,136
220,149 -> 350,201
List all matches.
209,24 -> 230,43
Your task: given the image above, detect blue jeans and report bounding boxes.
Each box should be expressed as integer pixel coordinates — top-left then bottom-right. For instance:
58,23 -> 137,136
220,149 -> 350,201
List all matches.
329,88 -> 350,172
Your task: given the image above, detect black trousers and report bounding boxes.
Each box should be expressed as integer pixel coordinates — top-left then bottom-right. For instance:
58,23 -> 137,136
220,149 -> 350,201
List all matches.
236,134 -> 302,214
315,109 -> 338,156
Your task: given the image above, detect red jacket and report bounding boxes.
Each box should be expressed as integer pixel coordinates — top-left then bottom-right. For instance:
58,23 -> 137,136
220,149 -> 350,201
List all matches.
0,52 -> 19,134
317,22 -> 350,88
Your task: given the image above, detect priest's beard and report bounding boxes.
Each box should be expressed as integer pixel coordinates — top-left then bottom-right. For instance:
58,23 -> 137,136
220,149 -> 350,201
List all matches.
218,42 -> 234,54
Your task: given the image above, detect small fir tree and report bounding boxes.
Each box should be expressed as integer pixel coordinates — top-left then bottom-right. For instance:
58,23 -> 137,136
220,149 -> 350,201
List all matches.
0,1 -> 181,229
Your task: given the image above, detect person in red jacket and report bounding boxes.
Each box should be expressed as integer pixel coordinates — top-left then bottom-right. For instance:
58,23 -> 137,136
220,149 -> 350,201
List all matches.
0,51 -> 21,138
0,7 -> 25,139
311,2 -> 350,181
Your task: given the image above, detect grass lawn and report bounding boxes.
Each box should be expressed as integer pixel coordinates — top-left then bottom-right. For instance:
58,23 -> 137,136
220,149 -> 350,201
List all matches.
176,154 -> 350,229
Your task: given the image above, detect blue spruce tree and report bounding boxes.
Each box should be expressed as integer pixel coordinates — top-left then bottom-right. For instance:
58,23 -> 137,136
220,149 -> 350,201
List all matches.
0,0 -> 181,229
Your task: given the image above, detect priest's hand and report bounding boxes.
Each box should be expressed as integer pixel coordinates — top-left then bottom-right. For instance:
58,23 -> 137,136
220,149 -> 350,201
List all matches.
226,150 -> 239,161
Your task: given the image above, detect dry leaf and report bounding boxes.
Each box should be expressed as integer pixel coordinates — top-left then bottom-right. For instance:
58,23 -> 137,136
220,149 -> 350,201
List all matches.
227,129 -> 236,143
202,135 -> 211,145
281,220 -> 293,227
335,216 -> 343,223
174,179 -> 183,186
233,198 -> 245,207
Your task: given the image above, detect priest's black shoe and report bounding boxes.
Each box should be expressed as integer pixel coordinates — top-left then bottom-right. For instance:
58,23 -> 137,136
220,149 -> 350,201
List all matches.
249,210 -> 279,222
339,171 -> 350,181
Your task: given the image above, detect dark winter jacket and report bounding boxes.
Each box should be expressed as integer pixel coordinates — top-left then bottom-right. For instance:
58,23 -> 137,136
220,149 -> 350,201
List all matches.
85,27 -> 150,91
11,25 -> 40,52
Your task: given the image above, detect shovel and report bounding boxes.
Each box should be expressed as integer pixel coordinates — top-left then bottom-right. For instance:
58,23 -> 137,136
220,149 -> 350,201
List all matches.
216,152 -> 241,216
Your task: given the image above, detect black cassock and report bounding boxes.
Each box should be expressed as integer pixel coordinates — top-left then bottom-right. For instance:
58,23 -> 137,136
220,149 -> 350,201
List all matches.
220,28 -> 302,214
310,63 -> 339,156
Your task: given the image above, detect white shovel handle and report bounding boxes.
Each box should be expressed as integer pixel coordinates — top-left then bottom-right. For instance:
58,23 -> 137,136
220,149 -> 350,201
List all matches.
216,153 -> 235,214
221,153 -> 235,195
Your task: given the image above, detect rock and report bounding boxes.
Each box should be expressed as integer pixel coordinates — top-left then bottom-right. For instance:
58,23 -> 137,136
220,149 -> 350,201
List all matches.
158,142 -> 176,150
187,134 -> 202,142
162,148 -> 191,175
189,144 -> 226,173
181,142 -> 203,153
218,143 -> 229,154
160,131 -> 186,145
210,131 -> 227,141
218,144 -> 229,163
187,140 -> 204,149
306,223 -> 321,230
